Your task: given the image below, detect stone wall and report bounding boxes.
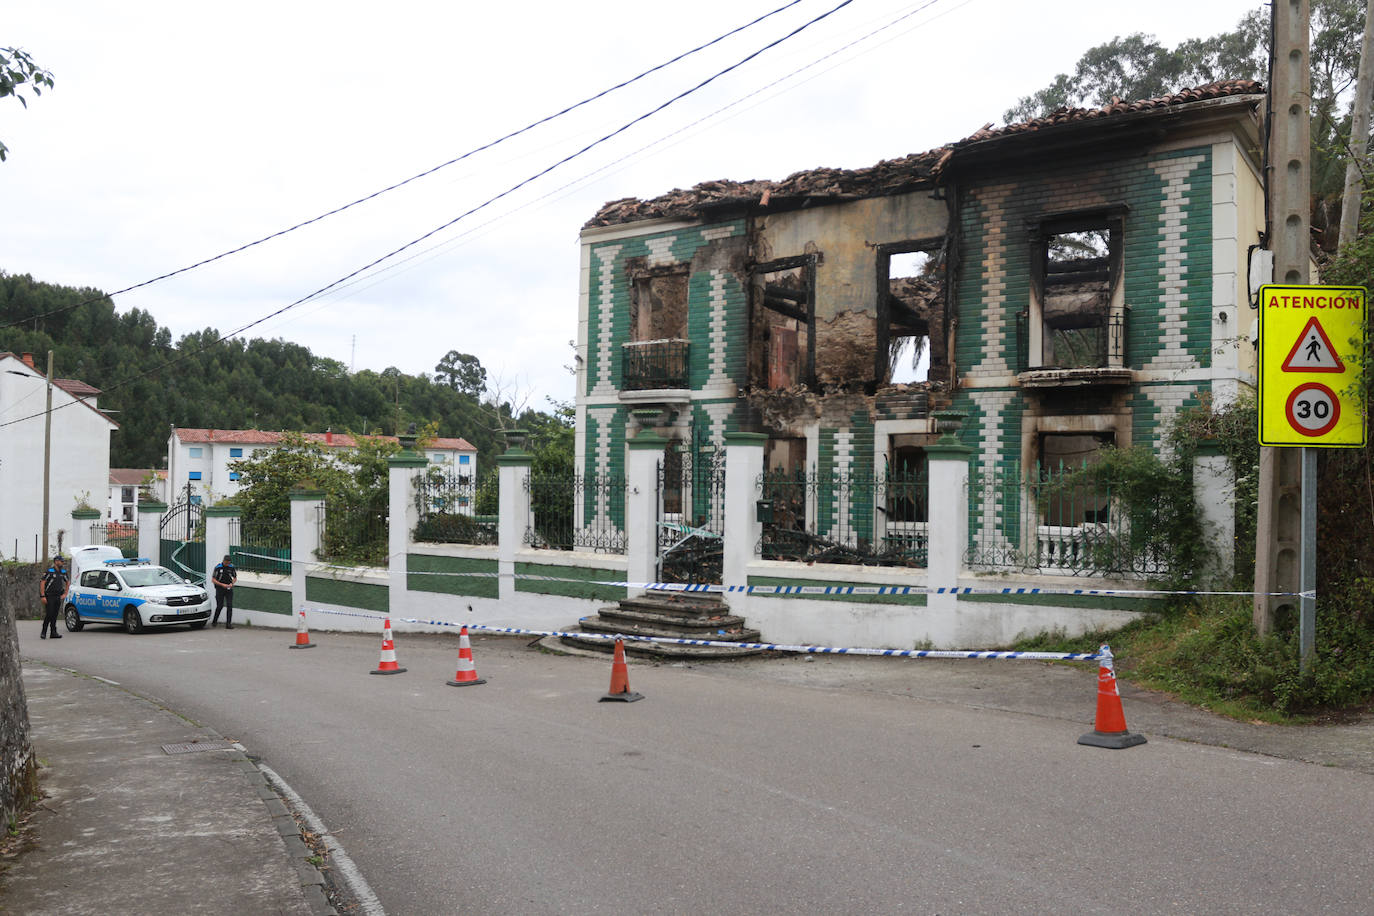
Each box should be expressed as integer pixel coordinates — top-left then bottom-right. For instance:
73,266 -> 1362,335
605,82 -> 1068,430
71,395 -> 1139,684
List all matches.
0,564 -> 40,832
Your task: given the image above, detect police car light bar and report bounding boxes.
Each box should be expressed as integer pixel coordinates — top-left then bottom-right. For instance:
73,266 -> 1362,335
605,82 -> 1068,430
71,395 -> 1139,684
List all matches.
104,558 -> 152,566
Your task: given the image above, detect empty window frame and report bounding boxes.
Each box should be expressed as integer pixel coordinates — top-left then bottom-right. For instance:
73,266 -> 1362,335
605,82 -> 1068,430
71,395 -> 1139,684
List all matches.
1038,432 -> 1113,525
1025,211 -> 1125,370
751,255 -> 816,390
877,241 -> 942,384
886,436 -> 928,523
762,437 -> 807,531
630,270 -> 689,342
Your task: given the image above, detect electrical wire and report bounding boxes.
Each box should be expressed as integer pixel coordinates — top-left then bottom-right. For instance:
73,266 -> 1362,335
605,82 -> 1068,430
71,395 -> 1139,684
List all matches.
0,0 -> 808,332
0,0 -> 858,430
265,0 -> 959,315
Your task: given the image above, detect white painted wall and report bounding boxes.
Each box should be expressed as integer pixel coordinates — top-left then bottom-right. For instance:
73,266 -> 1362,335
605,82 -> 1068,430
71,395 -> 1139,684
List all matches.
0,353 -> 116,561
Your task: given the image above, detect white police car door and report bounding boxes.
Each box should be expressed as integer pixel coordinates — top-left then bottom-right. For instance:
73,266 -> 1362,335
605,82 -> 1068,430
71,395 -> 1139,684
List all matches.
90,570 -> 123,621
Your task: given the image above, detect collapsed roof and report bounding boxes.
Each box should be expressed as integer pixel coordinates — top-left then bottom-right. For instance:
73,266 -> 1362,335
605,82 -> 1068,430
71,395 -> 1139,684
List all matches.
585,80 -> 1264,229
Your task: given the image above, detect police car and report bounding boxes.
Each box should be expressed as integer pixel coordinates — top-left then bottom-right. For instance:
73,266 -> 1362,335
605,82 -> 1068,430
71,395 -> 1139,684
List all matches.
64,558 -> 212,634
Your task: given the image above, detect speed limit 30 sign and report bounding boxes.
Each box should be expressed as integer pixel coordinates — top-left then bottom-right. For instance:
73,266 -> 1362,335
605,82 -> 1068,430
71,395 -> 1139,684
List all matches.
1258,285 -> 1366,447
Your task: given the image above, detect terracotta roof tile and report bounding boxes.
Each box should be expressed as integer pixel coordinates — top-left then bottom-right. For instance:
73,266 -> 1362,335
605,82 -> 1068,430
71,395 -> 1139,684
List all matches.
585,80 -> 1263,228
109,468 -> 153,486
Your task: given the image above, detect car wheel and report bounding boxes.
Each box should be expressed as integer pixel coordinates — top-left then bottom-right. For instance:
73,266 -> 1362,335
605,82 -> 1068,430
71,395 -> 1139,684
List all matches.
189,621 -> 206,630
123,606 -> 144,635
64,604 -> 84,632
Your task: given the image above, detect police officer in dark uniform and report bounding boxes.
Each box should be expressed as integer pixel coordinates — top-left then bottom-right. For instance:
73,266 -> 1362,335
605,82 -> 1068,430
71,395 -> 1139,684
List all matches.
40,555 -> 69,639
211,554 -> 237,628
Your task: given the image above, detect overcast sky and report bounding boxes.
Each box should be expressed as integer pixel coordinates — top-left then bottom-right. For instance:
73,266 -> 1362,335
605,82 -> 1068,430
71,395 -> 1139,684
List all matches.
3,0 -> 1261,414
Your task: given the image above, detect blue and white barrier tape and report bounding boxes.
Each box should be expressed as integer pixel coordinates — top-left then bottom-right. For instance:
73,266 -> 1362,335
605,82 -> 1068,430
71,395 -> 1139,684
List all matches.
297,606 -> 1103,662
234,550 -> 1312,600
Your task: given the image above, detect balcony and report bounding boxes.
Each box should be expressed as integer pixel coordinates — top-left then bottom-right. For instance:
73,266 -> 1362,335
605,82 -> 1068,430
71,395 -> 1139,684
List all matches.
1015,310 -> 1132,388
621,339 -> 690,392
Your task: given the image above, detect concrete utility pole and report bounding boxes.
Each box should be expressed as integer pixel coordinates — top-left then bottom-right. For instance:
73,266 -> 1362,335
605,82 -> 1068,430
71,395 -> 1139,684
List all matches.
41,350 -> 54,564
1254,0 -> 1311,640
1339,0 -> 1374,249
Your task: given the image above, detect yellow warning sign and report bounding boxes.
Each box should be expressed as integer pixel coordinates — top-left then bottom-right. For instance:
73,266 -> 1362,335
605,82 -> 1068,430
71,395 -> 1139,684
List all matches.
1258,284 -> 1366,446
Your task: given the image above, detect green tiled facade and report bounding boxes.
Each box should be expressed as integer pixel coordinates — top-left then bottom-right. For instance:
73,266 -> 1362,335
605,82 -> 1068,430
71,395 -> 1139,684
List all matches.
514,561 -> 624,601
408,554 -> 499,599
236,585 -> 292,615
306,576 -> 388,613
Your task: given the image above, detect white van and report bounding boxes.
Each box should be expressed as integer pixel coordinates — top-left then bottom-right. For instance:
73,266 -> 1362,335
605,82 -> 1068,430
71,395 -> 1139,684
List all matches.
69,545 -> 126,579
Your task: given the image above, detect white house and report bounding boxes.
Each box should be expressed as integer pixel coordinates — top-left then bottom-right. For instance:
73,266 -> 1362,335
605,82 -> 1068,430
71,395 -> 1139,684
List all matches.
107,467 -> 165,522
166,428 -> 478,504
0,351 -> 118,561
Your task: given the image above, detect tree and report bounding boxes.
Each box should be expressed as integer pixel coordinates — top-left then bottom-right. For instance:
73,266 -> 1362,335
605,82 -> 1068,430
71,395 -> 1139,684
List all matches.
1,46 -> 54,162
433,350 -> 487,397
1003,1 -> 1368,247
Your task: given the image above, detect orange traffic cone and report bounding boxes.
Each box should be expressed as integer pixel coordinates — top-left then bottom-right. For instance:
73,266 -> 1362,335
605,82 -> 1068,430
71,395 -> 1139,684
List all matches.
600,637 -> 643,702
370,618 -> 407,675
446,625 -> 487,687
1078,644 -> 1146,749
289,609 -> 316,649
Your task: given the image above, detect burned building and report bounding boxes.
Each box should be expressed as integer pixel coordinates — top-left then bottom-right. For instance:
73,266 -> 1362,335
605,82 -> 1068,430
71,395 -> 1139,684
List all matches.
574,81 -> 1264,572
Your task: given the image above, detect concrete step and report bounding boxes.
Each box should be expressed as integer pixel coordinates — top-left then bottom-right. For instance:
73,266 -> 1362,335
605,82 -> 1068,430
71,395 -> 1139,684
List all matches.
555,633 -> 765,659
592,606 -> 750,633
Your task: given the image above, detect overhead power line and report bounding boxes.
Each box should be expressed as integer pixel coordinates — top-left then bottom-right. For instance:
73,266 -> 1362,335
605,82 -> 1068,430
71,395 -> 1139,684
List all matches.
0,0 -> 857,430
0,0 -> 807,332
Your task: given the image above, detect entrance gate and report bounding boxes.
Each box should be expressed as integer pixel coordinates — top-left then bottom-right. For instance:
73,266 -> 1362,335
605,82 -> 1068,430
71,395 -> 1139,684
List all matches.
160,488 -> 205,583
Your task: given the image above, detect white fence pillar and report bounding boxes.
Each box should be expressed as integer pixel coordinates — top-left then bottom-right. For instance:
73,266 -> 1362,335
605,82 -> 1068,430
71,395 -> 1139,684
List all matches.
69,508 -> 99,551
926,415 -> 973,613
204,506 -> 238,587
289,489 -> 325,615
626,431 -> 667,593
389,448 -> 428,618
1193,441 -> 1235,586
137,502 -> 165,562
497,433 -> 533,602
723,433 -> 766,590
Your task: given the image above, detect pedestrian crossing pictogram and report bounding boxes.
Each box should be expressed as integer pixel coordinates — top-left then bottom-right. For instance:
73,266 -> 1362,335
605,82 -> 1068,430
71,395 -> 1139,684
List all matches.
1281,316 -> 1344,373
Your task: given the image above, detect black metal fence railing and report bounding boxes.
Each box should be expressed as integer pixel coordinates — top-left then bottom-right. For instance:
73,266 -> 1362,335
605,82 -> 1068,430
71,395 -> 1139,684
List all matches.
228,516 -> 292,574
757,470 -> 928,567
966,461 -> 1170,578
88,522 -> 139,558
657,446 -> 726,584
621,339 -> 690,390
319,496 -> 389,566
525,473 -> 627,553
413,471 -> 496,545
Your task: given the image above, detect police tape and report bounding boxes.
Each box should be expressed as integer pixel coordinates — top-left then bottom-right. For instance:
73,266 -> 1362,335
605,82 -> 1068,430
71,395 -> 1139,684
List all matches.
232,550 -> 1313,600
296,605 -> 1103,661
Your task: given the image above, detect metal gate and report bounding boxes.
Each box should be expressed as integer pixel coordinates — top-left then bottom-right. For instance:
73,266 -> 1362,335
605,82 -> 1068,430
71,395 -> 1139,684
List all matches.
160,487 -> 205,583
657,426 -> 726,584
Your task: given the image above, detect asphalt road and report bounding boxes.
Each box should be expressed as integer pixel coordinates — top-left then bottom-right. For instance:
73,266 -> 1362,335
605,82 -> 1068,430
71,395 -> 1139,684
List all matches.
23,621 -> 1374,915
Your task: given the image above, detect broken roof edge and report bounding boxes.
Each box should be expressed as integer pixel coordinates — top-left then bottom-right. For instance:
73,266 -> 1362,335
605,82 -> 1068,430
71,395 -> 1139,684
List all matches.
583,80 -> 1264,230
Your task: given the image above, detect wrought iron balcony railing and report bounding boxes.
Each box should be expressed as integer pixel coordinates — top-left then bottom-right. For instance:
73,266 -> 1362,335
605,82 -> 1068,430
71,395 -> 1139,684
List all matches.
622,339 -> 689,391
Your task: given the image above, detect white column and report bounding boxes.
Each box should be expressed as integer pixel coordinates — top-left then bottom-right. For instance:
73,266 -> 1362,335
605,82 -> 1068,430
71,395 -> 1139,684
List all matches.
289,490 -> 325,615
70,510 -> 98,550
626,433 -> 667,593
1193,444 -> 1235,586
137,502 -> 165,562
926,440 -> 972,613
388,453 -> 427,619
497,447 -> 533,603
723,433 -> 766,591
203,507 -> 238,587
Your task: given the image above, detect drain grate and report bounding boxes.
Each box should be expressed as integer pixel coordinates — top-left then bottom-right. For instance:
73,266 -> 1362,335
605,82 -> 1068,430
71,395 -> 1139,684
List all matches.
161,740 -> 235,755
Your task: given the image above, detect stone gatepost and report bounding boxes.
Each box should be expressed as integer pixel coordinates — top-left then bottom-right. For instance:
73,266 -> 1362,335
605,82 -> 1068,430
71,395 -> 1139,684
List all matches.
289,489 -> 325,617
1193,440 -> 1235,586
388,440 -> 429,619
926,411 -> 973,616
723,433 -> 766,592
203,505 -> 239,587
626,429 -> 668,594
69,508 -> 100,551
496,431 -> 533,602
137,502 -> 166,563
